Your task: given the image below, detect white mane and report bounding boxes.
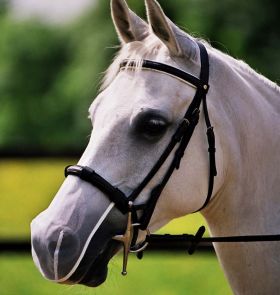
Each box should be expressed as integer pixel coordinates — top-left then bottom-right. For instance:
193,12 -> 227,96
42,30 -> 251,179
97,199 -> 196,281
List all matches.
208,45 -> 280,94
100,35 -> 163,91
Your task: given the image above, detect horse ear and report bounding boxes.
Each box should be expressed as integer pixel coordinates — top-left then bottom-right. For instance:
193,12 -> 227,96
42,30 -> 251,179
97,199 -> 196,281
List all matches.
111,0 -> 149,44
145,0 -> 198,59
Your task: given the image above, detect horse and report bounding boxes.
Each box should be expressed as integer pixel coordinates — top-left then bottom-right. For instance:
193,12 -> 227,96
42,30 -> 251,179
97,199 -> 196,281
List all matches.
31,0 -> 280,294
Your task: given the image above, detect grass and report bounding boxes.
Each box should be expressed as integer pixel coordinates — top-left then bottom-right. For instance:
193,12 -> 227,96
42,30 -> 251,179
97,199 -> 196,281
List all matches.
0,159 -> 231,294
0,253 -> 232,295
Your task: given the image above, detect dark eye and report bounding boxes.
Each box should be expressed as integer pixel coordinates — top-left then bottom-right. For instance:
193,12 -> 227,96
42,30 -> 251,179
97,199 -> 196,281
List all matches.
133,112 -> 169,140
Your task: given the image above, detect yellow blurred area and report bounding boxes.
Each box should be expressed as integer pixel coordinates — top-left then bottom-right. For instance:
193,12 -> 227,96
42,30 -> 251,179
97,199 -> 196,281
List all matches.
0,159 -> 208,240
0,159 -> 69,239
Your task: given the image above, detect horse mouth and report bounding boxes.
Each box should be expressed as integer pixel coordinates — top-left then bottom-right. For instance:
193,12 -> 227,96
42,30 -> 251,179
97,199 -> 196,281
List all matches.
72,240 -> 121,287
78,255 -> 108,287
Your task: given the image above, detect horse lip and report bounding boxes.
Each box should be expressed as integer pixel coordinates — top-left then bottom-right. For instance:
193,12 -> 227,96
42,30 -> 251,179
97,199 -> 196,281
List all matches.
72,240 -> 121,287
79,262 -> 108,287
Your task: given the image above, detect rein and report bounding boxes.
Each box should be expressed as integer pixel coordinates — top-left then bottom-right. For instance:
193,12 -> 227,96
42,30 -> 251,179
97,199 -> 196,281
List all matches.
141,227 -> 280,257
64,42 -> 280,276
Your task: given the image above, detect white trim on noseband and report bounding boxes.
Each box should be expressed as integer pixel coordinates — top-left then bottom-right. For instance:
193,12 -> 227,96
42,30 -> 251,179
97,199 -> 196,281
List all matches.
52,202 -> 115,283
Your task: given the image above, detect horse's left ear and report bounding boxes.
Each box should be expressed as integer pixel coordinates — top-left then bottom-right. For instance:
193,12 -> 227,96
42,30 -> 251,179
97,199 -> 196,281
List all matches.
111,0 -> 149,44
145,0 -> 198,60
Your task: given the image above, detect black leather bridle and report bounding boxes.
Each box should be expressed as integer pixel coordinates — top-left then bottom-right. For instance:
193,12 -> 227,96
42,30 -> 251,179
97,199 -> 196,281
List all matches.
66,42 -> 215,217
64,42 -> 280,275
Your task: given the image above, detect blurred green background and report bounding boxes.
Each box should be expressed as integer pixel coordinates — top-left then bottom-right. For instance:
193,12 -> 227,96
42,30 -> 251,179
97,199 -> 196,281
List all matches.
0,0 -> 279,153
0,0 -> 278,294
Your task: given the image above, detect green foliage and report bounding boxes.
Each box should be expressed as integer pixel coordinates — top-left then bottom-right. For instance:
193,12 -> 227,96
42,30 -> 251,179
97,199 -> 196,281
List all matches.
0,0 -> 7,15
0,16 -> 77,151
0,0 -> 278,152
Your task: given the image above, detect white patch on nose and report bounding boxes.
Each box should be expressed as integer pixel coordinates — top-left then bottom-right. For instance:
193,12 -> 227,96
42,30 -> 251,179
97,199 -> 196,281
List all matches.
53,202 -> 115,283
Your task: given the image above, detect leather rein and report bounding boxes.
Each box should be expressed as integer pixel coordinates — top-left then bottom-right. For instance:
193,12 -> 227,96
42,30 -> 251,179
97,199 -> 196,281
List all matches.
64,42 -> 280,275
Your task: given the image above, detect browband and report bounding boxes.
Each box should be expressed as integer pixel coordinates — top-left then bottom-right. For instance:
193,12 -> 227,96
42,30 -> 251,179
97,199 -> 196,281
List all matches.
120,59 -> 209,91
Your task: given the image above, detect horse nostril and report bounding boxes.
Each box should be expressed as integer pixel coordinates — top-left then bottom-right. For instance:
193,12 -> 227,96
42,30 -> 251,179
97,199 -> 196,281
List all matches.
52,229 -> 80,260
48,240 -> 59,257
31,224 -> 81,281
51,229 -> 81,281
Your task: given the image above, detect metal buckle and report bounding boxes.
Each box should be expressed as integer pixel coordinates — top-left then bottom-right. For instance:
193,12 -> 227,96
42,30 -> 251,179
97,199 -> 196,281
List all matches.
183,118 -> 190,126
112,202 -> 149,276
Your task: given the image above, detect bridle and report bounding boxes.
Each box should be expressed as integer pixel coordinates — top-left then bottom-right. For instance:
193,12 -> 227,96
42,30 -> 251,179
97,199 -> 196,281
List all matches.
64,42 -> 280,276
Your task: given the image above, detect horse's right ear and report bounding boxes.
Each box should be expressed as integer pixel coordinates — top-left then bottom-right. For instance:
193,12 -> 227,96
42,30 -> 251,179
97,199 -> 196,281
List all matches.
111,0 -> 149,44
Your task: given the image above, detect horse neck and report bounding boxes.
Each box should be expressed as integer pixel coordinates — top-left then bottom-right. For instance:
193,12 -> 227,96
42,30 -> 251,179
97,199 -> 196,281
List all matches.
202,50 -> 280,233
200,51 -> 280,293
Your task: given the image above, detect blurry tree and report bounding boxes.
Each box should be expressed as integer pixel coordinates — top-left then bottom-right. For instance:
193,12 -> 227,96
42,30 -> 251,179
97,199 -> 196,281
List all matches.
0,0 -> 7,15
155,0 -> 280,81
0,17 -> 73,152
0,0 -> 278,154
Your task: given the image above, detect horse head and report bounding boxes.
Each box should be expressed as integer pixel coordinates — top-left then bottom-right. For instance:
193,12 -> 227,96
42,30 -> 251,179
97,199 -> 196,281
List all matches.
31,0 -> 222,287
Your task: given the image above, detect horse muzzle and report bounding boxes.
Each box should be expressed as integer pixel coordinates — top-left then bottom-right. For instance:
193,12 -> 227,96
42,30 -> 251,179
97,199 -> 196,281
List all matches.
30,176 -> 127,285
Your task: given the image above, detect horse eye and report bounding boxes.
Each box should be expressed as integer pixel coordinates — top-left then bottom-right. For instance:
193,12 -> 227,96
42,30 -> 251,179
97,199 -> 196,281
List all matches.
134,116 -> 168,140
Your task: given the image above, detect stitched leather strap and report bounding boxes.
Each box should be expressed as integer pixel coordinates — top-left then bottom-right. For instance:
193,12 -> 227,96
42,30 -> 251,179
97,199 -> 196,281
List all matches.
65,165 -> 129,214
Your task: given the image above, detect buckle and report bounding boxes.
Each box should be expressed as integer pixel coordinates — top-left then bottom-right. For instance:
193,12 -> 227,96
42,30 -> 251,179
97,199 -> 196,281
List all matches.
203,84 -> 210,93
183,118 -> 190,126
